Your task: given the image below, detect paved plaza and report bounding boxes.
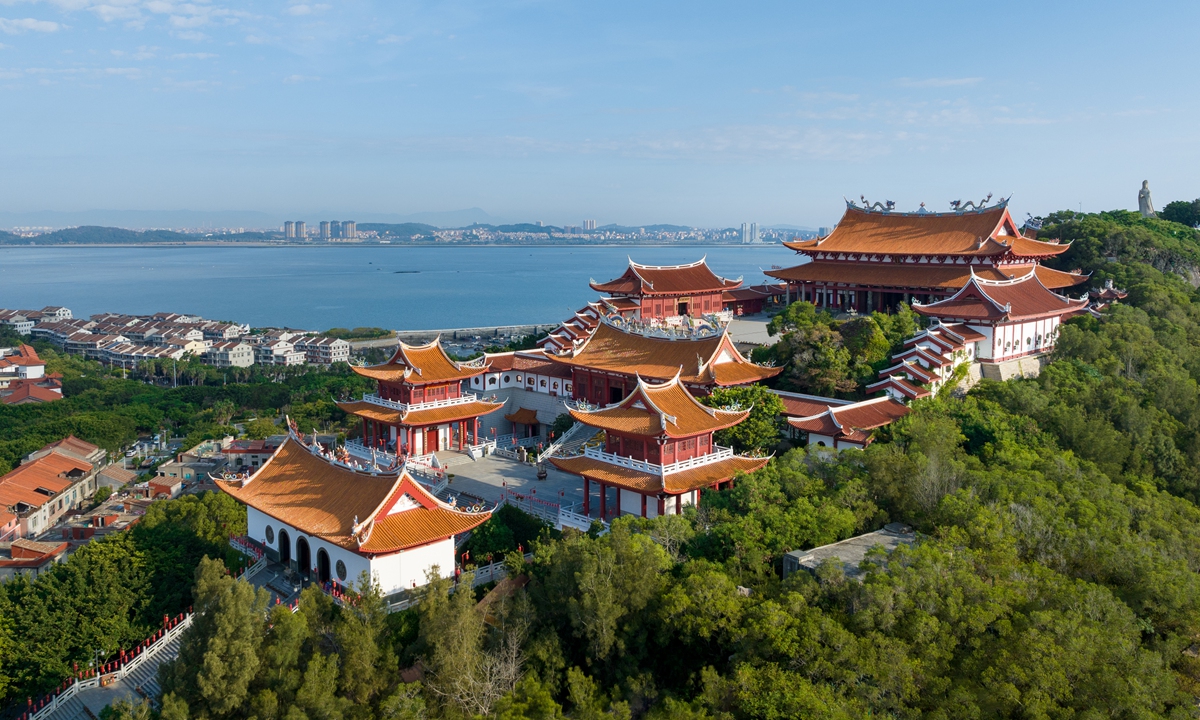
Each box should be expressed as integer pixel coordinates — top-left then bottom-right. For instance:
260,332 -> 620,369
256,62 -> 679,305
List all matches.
444,454 -> 584,508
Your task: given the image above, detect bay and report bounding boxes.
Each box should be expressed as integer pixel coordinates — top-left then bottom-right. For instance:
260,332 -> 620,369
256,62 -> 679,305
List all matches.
0,245 -> 800,331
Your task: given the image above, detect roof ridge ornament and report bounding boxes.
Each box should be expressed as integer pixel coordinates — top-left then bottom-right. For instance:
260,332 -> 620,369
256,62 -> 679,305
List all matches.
859,195 -> 895,212
950,193 -> 994,213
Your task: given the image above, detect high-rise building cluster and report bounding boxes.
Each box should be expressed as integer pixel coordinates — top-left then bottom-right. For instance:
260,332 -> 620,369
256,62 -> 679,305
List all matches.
740,222 -> 760,244
583,219 -> 597,231
319,220 -> 357,240
283,221 -> 307,239
283,220 -> 356,240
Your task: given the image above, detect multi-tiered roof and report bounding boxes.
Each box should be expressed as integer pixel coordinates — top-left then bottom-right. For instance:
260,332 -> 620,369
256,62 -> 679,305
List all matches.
548,317 -> 782,389
766,200 -> 1087,294
911,269 -> 1089,323
350,338 -> 489,386
339,338 -> 504,428
216,437 -> 489,555
590,258 -> 742,297
550,375 -> 768,496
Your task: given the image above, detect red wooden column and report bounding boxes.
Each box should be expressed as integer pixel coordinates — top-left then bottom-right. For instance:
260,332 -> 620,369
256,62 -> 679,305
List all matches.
641,494 -> 647,518
599,482 -> 606,519
361,418 -> 367,442
658,496 -> 665,517
583,477 -> 590,515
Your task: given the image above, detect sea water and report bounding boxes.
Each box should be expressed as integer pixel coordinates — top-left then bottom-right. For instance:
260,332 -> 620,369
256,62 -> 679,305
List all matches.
0,244 -> 799,331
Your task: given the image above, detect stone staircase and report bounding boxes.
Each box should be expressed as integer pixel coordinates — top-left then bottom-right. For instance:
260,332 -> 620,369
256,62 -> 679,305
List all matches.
41,631 -> 184,720
538,424 -> 602,461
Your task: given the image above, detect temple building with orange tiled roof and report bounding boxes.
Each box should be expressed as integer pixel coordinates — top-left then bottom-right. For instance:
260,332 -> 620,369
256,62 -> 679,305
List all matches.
338,338 -> 505,459
549,374 -> 769,519
765,197 -> 1087,312
786,396 -> 910,450
547,315 -> 782,404
216,435 -> 490,591
590,257 -> 743,321
540,258 -> 744,355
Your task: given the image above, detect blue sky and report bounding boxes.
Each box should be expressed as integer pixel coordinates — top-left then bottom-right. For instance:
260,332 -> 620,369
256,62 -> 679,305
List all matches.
1,0 -> 1198,227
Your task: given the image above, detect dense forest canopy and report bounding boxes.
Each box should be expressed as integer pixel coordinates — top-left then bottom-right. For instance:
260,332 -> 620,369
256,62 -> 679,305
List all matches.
10,208 -> 1200,717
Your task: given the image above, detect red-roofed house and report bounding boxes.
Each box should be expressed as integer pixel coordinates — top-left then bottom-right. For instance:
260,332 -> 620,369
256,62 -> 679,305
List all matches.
0,538 -> 69,580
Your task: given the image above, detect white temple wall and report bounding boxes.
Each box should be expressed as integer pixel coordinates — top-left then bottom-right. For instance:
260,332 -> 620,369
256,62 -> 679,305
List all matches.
619,488 -> 643,516
248,507 -> 454,594
370,538 -> 453,594
988,317 -> 1060,360
248,507 -> 371,584
807,433 -> 837,448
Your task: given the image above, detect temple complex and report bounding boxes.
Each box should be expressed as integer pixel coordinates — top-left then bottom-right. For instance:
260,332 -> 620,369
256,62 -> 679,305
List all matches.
765,198 -> 1087,312
547,316 -> 782,403
216,435 -> 490,591
549,375 -> 769,519
337,339 -> 504,457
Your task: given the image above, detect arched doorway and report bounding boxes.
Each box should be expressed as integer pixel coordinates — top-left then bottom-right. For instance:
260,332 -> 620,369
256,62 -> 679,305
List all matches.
316,548 -> 331,584
278,529 -> 291,567
296,537 -> 312,579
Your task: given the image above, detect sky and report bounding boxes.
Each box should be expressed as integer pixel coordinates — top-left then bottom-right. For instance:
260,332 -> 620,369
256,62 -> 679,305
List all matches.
0,0 -> 1198,228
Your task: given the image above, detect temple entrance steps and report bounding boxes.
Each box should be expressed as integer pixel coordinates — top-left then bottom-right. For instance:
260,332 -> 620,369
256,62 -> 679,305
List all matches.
538,424 -> 602,462
432,450 -> 476,468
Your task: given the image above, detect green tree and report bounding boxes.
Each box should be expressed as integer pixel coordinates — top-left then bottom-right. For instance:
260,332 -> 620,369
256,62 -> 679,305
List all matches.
699,385 -> 784,453
159,557 -> 269,716
243,416 -> 281,440
1160,198 -> 1200,228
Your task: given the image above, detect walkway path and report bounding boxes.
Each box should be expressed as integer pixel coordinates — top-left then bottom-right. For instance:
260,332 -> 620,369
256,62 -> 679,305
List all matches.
41,632 -> 184,720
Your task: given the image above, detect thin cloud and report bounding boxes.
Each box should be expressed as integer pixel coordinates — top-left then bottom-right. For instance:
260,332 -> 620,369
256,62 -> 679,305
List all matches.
0,17 -> 61,33
285,3 -> 329,16
896,77 -> 983,88
378,34 -> 409,44
171,51 -> 216,59
282,73 -> 318,83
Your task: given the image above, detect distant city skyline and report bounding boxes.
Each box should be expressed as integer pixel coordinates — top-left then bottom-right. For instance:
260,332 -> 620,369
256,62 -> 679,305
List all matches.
0,1 -> 1197,227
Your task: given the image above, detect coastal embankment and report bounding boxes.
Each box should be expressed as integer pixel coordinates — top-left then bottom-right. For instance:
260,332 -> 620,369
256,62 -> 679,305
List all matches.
350,323 -> 558,349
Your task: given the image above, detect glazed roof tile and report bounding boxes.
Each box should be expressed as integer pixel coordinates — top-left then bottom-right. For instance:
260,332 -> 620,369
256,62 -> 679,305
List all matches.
783,205 -> 1069,258
771,389 -> 853,418
569,375 -> 748,438
913,270 -> 1089,322
552,320 -> 781,387
765,260 -> 1086,291
337,398 -> 504,426
352,338 -> 488,385
548,454 -> 768,494
217,437 -> 488,553
866,375 -> 933,400
940,323 -> 986,343
504,407 -> 540,425
787,397 -> 909,444
591,258 -> 742,296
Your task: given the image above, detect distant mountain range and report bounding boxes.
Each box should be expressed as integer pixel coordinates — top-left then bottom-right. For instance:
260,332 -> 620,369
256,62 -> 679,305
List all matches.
0,209 -> 819,233
0,207 -> 508,231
